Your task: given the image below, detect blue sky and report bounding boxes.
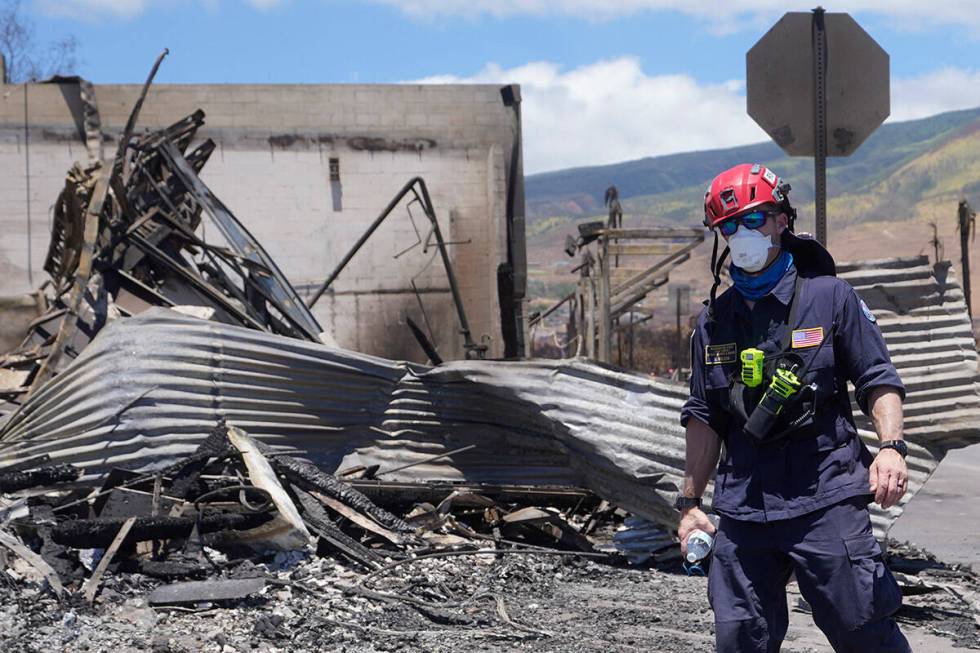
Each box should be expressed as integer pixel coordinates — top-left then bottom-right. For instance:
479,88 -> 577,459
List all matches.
26,1 -> 980,172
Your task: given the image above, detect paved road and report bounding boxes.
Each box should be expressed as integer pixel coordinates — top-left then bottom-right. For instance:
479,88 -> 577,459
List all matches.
890,443 -> 980,569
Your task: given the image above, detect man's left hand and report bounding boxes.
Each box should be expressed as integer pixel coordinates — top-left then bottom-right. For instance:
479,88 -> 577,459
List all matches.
869,448 -> 908,509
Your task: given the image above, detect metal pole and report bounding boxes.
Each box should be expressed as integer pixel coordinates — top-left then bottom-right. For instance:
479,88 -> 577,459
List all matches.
415,180 -> 482,358
959,200 -> 975,319
23,83 -> 32,287
812,7 -> 828,245
628,312 -> 635,369
307,177 -> 423,309
597,234 -> 612,363
675,288 -> 682,370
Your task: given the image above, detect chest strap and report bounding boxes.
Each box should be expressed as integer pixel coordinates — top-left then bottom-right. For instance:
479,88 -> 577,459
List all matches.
780,274 -> 806,352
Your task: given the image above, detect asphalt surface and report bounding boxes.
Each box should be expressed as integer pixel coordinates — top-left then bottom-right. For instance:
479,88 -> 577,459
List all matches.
890,443 -> 980,570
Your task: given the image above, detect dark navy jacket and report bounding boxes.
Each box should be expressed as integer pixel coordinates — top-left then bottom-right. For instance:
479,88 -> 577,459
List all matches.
680,264 -> 905,522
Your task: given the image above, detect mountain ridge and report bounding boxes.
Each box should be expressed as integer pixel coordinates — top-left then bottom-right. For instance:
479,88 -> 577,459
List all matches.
525,107 -> 980,223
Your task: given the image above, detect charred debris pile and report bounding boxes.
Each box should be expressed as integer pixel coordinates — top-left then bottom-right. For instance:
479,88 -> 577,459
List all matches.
0,67 -> 978,649
0,75 -> 680,644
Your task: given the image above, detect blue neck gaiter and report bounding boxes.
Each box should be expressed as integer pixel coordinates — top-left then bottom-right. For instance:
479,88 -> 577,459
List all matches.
730,251 -> 794,301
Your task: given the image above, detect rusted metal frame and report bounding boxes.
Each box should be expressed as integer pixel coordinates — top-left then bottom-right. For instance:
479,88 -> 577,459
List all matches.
307,176 -> 432,308
156,217 -> 310,337
413,179 -> 484,358
104,270 -> 175,312
157,141 -> 322,341
531,232 -> 702,330
609,236 -> 704,308
610,268 -> 678,319
528,292 -> 573,328
27,168 -> 110,397
111,48 -> 169,183
600,227 -> 705,240
306,176 -> 482,357
125,232 -> 269,333
406,316 -> 444,365
129,109 -> 204,163
128,197 -> 259,278
43,171 -> 89,285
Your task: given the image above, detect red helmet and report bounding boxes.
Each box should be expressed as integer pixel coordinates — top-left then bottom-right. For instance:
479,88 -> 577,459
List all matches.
703,163 -> 790,228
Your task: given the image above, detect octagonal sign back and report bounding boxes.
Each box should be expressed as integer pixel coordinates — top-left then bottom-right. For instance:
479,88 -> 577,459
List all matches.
747,12 -> 889,157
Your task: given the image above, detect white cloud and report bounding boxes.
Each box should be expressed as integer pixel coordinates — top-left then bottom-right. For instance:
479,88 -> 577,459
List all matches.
414,57 -> 767,173
415,58 -> 980,174
373,0 -> 980,32
891,67 -> 980,122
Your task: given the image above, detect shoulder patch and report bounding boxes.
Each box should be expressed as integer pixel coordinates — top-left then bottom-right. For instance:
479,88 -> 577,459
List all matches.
860,299 -> 877,323
705,342 -> 736,365
791,327 -> 824,349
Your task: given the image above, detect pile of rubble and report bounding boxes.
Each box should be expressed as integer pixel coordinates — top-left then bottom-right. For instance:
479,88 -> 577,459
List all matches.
0,63 -> 978,651
0,421 -> 695,651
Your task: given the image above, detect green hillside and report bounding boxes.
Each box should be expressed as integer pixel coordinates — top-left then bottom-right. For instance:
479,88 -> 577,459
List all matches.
524,107 -> 980,334
525,107 -> 980,227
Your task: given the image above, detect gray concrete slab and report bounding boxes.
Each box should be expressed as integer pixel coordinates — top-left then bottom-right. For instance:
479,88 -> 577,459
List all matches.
890,443 -> 980,569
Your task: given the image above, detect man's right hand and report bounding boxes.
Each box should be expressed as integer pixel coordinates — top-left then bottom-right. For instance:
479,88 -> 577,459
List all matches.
678,507 -> 717,558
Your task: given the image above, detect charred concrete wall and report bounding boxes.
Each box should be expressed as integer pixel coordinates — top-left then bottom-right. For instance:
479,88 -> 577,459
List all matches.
0,81 -> 526,360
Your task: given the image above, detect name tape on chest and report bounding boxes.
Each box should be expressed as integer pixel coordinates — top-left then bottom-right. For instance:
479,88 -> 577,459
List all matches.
705,342 -> 737,365
791,326 -> 824,349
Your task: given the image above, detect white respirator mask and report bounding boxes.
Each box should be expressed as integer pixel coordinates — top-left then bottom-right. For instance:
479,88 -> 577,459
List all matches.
727,226 -> 774,273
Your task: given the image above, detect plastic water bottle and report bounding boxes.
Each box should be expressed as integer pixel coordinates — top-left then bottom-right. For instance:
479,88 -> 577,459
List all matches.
686,529 -> 714,564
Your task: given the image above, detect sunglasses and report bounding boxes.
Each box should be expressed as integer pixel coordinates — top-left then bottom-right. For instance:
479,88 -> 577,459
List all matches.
717,210 -> 775,237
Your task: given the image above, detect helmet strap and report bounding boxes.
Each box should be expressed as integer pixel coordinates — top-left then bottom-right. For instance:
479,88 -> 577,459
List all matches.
706,232 -> 730,322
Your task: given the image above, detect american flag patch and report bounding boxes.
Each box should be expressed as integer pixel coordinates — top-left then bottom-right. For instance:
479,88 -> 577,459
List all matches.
792,327 -> 824,348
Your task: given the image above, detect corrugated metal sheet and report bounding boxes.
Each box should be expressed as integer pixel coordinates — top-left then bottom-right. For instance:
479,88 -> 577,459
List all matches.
838,256 -> 980,535
1,256 -> 976,540
0,309 -> 687,526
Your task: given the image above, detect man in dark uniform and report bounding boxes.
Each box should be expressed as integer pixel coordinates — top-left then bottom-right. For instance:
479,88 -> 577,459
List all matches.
676,163 -> 911,652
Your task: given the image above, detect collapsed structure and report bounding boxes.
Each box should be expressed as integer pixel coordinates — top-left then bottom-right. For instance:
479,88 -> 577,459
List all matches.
0,65 -> 978,647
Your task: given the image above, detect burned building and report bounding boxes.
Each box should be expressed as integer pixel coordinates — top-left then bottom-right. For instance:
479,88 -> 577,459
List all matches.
0,77 -> 526,361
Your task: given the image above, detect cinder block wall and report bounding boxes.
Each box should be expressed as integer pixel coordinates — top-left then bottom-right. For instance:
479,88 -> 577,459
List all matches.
0,82 -> 525,361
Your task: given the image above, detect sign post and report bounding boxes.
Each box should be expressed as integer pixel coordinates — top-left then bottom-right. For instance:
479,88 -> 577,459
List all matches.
747,8 -> 889,245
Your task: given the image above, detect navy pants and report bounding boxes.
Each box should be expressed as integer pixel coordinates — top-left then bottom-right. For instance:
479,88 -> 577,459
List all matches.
708,498 -> 910,653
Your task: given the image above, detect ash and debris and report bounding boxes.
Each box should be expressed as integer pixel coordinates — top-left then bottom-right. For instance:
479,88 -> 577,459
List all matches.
1,525 -> 978,652
0,60 -> 978,653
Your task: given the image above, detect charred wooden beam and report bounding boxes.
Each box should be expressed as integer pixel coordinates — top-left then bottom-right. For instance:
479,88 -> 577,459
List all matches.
350,480 -> 598,511
51,512 -> 271,548
0,463 -> 81,492
268,452 -> 413,534
0,453 -> 51,475
292,485 -> 385,570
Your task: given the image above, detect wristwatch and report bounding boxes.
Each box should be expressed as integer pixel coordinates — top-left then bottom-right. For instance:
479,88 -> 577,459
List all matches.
674,496 -> 703,512
879,440 -> 908,458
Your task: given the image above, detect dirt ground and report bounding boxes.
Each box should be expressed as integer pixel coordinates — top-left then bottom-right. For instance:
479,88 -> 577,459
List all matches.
1,536 -> 976,653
